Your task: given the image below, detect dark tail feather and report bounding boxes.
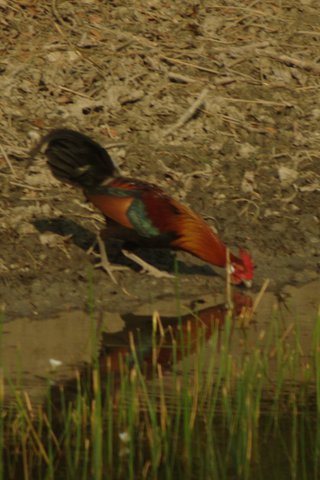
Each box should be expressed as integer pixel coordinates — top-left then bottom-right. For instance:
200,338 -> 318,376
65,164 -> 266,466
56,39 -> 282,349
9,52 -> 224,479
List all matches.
30,129 -> 118,188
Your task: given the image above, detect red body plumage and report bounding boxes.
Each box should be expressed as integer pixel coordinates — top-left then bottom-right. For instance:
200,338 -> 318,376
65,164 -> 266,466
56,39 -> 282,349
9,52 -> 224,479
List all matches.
87,178 -> 228,265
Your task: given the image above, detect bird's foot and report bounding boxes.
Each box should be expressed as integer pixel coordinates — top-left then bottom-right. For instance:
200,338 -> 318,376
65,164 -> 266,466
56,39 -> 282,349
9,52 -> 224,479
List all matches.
89,234 -> 130,285
94,260 -> 130,285
121,249 -> 174,279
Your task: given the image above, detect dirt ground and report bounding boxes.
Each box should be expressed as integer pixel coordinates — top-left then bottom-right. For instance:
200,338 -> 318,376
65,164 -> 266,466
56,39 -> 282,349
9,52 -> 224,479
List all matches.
0,0 -> 319,320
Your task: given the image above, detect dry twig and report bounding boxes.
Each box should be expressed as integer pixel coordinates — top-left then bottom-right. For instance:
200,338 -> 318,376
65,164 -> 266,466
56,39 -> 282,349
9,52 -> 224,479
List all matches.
0,145 -> 16,176
53,21 -> 105,76
258,49 -> 320,75
162,88 -> 208,138
160,56 -> 220,75
167,72 -> 196,84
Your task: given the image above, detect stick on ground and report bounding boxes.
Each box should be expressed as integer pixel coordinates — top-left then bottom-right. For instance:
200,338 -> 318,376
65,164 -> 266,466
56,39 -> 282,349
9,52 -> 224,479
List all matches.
162,87 -> 208,138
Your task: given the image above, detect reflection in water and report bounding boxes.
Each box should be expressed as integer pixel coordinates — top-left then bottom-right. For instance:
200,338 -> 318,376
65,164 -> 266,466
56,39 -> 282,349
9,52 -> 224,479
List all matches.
1,291 -> 252,404
1,281 -> 320,402
2,280 -> 319,404
98,292 -> 253,377
46,291 -> 253,413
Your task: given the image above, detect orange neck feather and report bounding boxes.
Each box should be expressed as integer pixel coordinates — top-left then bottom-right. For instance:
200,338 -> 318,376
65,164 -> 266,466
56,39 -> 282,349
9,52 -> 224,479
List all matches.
168,203 -> 228,267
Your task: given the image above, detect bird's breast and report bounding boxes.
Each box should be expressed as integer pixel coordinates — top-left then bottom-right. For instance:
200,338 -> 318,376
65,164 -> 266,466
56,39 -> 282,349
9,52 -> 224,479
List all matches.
86,193 -> 134,229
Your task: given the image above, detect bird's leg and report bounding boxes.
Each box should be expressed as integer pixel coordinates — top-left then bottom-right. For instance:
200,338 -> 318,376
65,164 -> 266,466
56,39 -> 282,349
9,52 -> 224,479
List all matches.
88,233 -> 130,285
121,249 -> 174,279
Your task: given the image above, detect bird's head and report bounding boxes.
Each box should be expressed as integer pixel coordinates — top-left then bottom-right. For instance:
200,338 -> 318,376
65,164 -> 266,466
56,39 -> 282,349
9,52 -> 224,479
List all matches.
230,249 -> 254,288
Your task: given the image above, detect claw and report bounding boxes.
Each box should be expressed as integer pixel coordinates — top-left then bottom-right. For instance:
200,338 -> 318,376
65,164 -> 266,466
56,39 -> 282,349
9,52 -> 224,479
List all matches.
92,234 -> 129,285
121,249 -> 174,279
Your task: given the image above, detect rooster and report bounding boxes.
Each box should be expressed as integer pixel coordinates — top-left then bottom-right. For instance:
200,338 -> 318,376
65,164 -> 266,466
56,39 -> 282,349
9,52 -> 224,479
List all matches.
31,129 -> 254,286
